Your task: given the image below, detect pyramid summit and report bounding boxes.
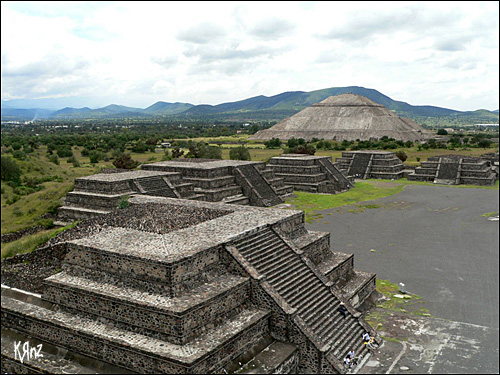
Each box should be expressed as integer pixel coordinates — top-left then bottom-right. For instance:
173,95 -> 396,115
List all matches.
250,93 -> 432,142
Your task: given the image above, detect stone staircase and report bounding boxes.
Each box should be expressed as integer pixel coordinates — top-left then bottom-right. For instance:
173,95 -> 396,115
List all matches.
234,164 -> 283,207
4,195 -> 378,373
258,167 -> 295,199
2,226 -> 287,373
347,153 -> 372,177
58,171 -> 205,222
229,227 -> 372,368
408,156 -> 496,186
267,155 -> 353,194
335,151 -> 405,180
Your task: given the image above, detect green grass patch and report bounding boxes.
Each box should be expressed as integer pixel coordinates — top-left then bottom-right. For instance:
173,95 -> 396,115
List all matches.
1,222 -> 77,259
285,181 -> 405,222
481,212 -> 498,217
366,279 -> 432,328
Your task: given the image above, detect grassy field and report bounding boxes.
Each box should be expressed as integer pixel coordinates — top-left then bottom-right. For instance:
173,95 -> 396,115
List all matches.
285,178 -> 499,223
1,223 -> 77,259
1,137 -> 497,235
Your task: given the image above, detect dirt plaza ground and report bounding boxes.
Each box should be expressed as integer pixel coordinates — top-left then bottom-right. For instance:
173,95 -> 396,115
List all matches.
307,183 -> 499,373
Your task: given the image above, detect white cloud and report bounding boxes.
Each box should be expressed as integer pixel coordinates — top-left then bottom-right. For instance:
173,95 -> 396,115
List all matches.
1,1 -> 498,111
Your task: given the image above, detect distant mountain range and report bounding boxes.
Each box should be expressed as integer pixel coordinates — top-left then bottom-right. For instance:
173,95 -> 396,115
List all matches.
2,86 -> 498,124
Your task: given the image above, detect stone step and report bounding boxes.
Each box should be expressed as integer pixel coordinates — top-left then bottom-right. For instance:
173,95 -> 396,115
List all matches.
2,296 -> 271,374
274,173 -> 327,183
223,194 -> 250,205
268,157 -> 318,166
195,185 -> 243,201
236,232 -> 276,254
58,206 -> 112,221
316,253 -> 353,283
184,176 -> 236,189
251,246 -> 293,273
287,278 -> 324,309
266,177 -> 285,188
233,229 -> 274,249
225,340 -> 298,374
65,191 -> 131,210
323,316 -> 358,349
333,323 -> 365,358
241,240 -> 286,263
185,193 -> 206,201
296,287 -> 332,319
42,272 -> 251,344
275,185 -> 294,197
270,262 -> 310,292
267,164 -> 323,174
314,306 -> 345,339
63,227 -> 222,293
304,293 -> 335,326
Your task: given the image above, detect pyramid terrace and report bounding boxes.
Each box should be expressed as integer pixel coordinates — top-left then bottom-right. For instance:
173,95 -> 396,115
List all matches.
2,195 -> 378,374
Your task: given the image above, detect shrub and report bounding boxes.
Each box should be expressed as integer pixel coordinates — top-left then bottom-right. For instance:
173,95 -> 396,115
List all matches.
172,148 -> 184,159
394,150 -> 408,162
229,146 -> 251,161
118,195 -> 130,209
264,138 -> 282,149
89,151 -> 105,164
1,156 -> 21,184
12,150 -> 26,160
112,153 -> 140,169
48,154 -> 60,165
437,128 -> 448,135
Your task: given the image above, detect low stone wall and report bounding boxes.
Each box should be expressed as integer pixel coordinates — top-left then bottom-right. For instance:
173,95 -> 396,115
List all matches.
1,225 -> 48,244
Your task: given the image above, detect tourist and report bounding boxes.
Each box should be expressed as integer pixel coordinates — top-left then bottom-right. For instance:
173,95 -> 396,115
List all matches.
347,349 -> 355,359
344,356 -> 352,368
338,302 -> 348,319
362,332 -> 371,343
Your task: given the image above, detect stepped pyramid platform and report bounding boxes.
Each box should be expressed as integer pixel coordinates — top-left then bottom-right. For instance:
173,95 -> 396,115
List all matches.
334,150 -> 405,180
250,94 -> 432,142
407,155 -> 497,186
266,154 -> 354,194
142,159 -> 292,207
3,196 -> 378,374
58,169 -> 203,222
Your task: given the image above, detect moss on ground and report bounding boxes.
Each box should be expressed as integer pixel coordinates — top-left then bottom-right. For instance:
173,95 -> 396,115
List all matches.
366,279 -> 432,331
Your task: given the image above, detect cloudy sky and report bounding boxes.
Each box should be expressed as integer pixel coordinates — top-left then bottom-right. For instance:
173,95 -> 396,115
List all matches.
1,1 -> 498,111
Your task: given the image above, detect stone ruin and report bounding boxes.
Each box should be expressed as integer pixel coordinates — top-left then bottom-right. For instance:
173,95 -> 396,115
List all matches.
407,154 -> 497,186
334,150 -> 405,180
266,154 -> 354,194
58,160 -> 294,222
2,196 -> 378,374
58,156 -> 360,223
141,159 -> 293,206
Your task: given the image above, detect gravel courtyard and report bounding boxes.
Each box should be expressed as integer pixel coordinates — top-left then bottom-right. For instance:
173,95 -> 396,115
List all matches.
306,183 -> 499,373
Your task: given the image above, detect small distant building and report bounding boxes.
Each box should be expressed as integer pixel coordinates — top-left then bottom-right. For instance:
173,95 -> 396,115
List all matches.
160,142 -> 172,148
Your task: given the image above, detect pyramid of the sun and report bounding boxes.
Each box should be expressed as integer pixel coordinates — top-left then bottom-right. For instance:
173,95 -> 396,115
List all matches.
250,94 -> 432,142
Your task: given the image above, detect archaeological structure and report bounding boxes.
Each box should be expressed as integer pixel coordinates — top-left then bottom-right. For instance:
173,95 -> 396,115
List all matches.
58,157 -> 355,222
407,154 -> 497,186
250,94 -> 433,142
334,150 -> 406,180
2,195 -> 378,374
266,154 -> 353,193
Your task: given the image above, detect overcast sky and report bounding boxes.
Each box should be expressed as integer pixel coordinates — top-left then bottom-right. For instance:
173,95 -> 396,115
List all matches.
1,1 -> 499,111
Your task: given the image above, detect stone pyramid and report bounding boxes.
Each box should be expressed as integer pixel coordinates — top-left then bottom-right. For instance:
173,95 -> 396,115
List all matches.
250,94 -> 432,142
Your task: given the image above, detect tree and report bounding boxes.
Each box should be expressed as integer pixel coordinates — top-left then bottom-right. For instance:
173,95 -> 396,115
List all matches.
394,150 -> 408,162
264,138 -> 282,149
477,139 -> 491,148
437,128 -> 448,135
229,146 -> 251,161
1,156 -> 21,184
112,153 -> 140,169
172,148 -> 185,159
